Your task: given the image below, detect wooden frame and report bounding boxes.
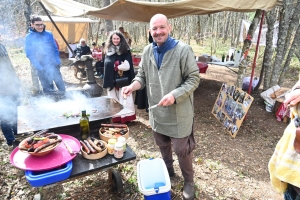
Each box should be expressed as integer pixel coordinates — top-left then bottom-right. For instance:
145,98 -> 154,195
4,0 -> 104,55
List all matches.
211,83 -> 254,138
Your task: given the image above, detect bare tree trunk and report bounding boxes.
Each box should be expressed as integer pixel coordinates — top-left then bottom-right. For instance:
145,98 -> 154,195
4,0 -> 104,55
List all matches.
103,0 -> 113,34
282,0 -> 300,58
279,24 -> 300,85
295,49 -> 300,61
223,12 -> 231,43
269,0 -> 294,87
261,9 -> 277,91
236,9 -> 263,88
24,0 -> 32,32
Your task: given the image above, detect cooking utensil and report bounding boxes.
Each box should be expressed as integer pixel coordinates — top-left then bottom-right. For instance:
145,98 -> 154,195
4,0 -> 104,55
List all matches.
63,141 -> 74,155
148,104 -> 158,110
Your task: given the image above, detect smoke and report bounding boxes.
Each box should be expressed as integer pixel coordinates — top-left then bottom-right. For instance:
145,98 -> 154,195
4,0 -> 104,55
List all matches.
0,0 -> 27,48
27,90 -> 90,113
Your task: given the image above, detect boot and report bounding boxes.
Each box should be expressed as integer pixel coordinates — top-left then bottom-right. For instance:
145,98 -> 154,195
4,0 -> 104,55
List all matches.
182,182 -> 195,200
167,167 -> 175,177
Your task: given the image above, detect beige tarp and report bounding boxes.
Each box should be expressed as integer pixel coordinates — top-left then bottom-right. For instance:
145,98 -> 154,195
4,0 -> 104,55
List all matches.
40,16 -> 98,52
40,0 -> 279,22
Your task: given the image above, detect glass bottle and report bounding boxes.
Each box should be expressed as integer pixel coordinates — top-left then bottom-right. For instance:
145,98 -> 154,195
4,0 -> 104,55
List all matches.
79,110 -> 90,140
107,139 -> 116,155
222,54 -> 225,62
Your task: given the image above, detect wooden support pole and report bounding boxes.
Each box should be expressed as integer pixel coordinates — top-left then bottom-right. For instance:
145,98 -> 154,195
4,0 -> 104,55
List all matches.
38,1 -> 74,56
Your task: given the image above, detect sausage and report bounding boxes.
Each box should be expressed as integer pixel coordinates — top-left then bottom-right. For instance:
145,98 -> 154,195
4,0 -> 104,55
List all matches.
34,138 -> 62,153
87,137 -> 103,153
84,140 -> 96,154
80,140 -> 90,154
101,124 -> 127,128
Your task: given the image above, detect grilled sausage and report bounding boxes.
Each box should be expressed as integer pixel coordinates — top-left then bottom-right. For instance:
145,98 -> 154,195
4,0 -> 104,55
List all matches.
101,124 -> 127,128
87,137 -> 103,152
34,138 -> 62,153
83,140 -> 96,154
80,140 -> 90,154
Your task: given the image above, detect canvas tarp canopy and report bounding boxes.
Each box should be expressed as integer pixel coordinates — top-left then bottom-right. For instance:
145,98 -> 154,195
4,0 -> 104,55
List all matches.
40,16 -> 98,52
40,0 -> 280,23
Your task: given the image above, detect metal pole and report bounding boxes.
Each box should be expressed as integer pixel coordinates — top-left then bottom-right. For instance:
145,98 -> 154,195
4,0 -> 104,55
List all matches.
38,1 -> 74,56
247,10 -> 265,95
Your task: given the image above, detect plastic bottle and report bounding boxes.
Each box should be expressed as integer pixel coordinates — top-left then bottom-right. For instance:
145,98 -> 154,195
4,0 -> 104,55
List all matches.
114,142 -> 124,159
107,139 -> 116,155
117,136 -> 126,152
79,110 -> 90,140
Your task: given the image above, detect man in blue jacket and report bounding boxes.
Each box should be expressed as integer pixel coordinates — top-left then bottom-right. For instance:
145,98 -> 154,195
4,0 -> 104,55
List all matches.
25,15 -> 65,93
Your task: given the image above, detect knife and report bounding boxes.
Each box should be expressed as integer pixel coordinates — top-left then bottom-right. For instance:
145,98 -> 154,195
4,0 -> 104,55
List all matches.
63,141 -> 74,155
148,104 -> 158,110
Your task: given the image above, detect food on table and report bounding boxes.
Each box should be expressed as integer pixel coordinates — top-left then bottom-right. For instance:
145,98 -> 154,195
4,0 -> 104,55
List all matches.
80,137 -> 106,155
100,124 -> 128,138
19,131 -> 62,153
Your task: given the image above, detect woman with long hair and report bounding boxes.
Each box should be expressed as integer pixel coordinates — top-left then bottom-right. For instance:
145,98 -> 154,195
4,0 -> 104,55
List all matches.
102,30 -> 136,123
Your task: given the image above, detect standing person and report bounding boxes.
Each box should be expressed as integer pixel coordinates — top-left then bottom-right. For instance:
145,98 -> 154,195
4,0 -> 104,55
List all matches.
122,14 -> 200,200
119,27 -> 132,46
103,31 -> 136,123
25,15 -> 65,93
268,80 -> 300,199
0,43 -> 32,150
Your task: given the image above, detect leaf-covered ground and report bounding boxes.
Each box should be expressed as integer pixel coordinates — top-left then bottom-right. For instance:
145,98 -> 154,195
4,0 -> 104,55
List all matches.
1,50 -> 297,199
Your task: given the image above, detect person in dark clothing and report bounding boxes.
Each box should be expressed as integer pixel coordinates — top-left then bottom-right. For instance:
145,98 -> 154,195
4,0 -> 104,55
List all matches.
74,38 -> 91,60
0,43 -> 32,150
94,42 -> 105,79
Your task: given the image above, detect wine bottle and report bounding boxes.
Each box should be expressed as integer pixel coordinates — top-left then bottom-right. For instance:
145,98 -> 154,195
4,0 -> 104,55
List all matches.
222,54 -> 225,62
230,53 -> 234,61
80,110 -> 90,140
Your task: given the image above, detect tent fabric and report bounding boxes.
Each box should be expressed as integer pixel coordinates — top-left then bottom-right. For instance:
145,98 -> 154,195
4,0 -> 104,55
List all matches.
40,16 -> 98,51
40,0 -> 279,22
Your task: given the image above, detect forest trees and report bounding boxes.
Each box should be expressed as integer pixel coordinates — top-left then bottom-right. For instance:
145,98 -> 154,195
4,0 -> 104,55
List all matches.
238,0 -> 300,90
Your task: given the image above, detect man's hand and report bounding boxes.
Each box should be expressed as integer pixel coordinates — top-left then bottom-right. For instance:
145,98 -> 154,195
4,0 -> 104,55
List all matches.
122,81 -> 142,98
122,85 -> 133,98
158,93 -> 175,106
284,89 -> 300,107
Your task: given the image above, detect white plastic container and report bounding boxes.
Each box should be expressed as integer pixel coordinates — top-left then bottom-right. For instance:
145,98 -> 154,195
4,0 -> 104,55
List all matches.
117,136 -> 126,152
137,158 -> 171,200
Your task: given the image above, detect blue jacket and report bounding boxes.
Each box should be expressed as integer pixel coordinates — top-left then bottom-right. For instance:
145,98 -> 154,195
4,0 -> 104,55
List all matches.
25,28 -> 60,70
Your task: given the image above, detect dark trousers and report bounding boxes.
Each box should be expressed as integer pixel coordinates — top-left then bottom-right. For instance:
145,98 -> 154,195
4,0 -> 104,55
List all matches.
152,128 -> 196,182
0,96 -> 18,145
37,65 -> 65,93
284,184 -> 300,200
95,61 -> 104,75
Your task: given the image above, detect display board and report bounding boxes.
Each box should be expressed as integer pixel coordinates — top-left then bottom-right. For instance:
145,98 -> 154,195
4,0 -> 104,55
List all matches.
212,83 -> 254,138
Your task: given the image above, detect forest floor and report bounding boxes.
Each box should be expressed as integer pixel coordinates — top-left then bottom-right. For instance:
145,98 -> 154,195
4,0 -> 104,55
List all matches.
0,48 -> 299,200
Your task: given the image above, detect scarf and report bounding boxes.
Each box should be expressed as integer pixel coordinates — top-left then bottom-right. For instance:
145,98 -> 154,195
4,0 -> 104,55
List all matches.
152,36 -> 179,69
107,45 -> 121,56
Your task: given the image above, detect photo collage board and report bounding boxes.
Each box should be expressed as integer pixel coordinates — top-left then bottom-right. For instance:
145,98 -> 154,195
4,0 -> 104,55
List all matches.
211,83 -> 254,138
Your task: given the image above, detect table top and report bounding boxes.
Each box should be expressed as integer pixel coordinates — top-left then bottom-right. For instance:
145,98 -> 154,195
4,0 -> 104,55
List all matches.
18,96 -> 132,134
70,145 -> 136,178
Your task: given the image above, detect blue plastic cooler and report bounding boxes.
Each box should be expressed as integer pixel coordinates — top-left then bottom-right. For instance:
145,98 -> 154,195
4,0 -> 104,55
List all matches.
137,158 -> 171,200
